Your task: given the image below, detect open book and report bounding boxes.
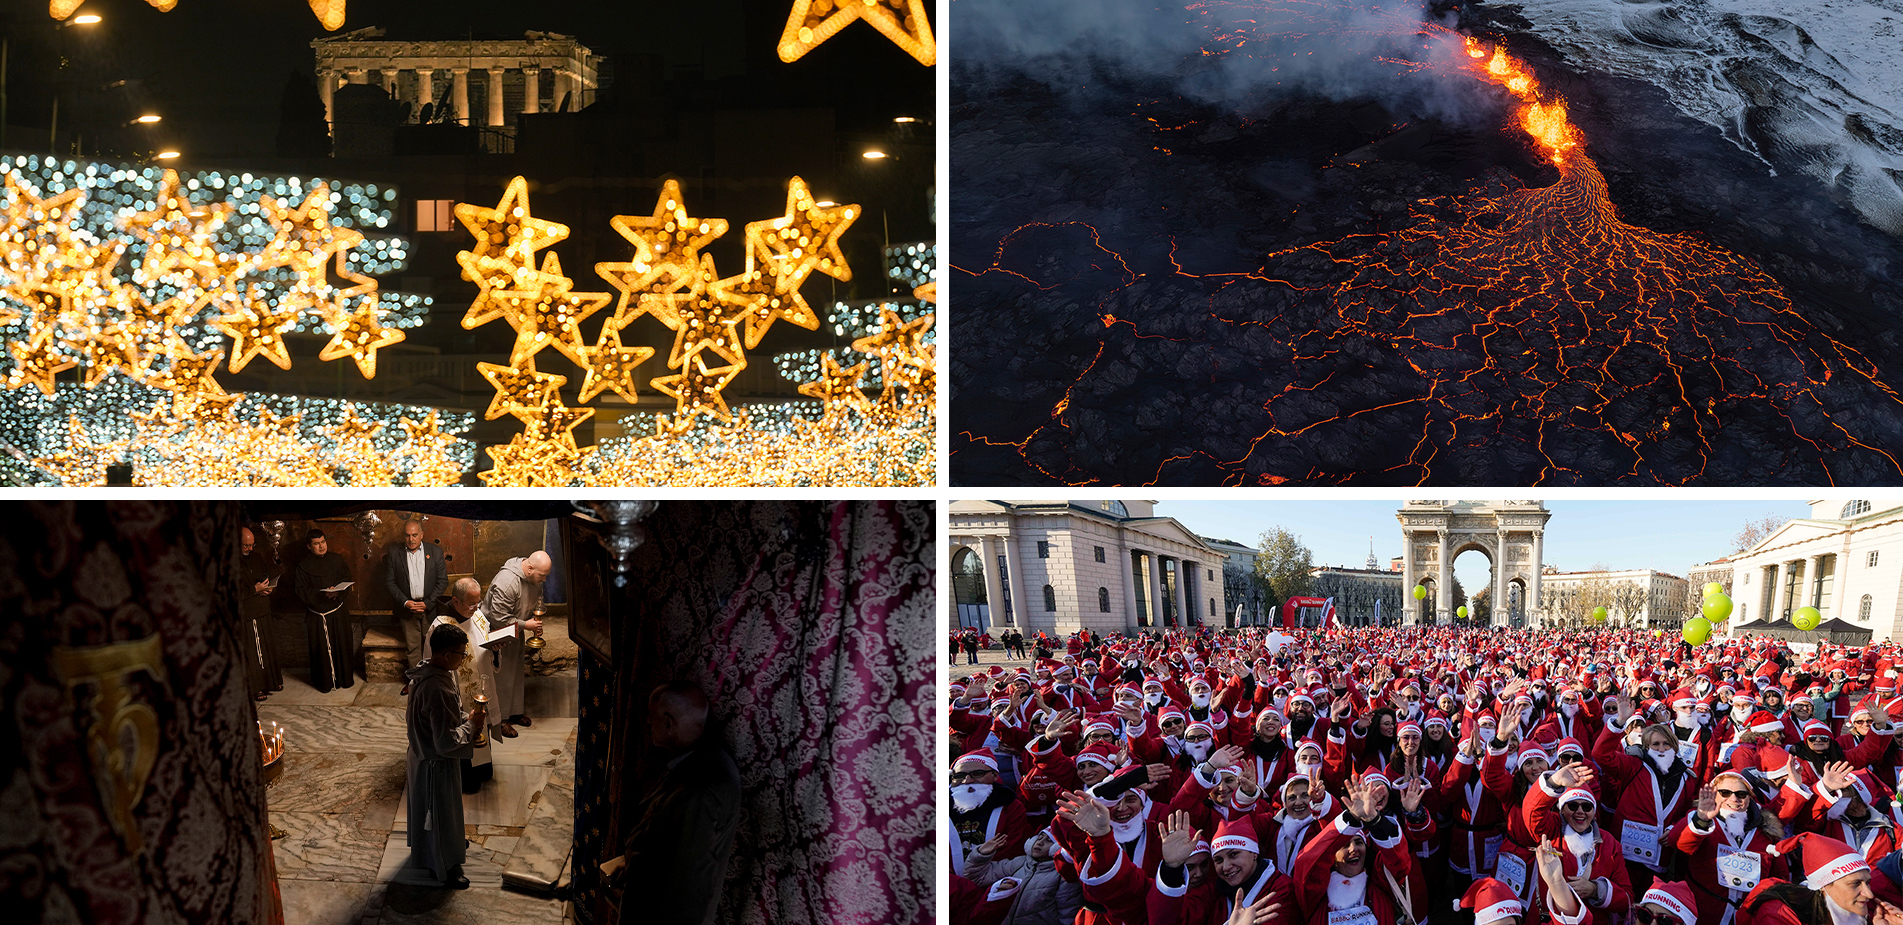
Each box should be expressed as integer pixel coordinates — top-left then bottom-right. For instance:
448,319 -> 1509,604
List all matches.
321,581 -> 354,593
478,622 -> 517,648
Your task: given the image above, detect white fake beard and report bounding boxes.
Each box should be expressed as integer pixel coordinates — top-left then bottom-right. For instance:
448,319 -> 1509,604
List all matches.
1273,695 -> 1289,712
1145,692 -> 1165,706
952,783 -> 993,813
1187,740 -> 1212,762
1192,692 -> 1212,708
1562,703 -> 1579,717
1521,707 -> 1534,724
1109,797 -> 1151,842
1718,807 -> 1749,841
1696,713 -> 1711,726
1648,748 -> 1677,772
1295,759 -> 1322,778
1676,713 -> 1696,729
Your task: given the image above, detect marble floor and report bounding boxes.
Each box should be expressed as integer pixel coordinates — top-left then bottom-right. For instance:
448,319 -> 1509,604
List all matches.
261,662 -> 579,925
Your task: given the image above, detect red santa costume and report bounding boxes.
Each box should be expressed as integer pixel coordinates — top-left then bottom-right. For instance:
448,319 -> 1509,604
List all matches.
1808,770 -> 1898,866
1520,778 -> 1635,920
1290,812 -> 1417,925
1737,833 -> 1872,925
1148,817 -> 1294,925
1667,769 -> 1790,925
952,748 -> 1032,876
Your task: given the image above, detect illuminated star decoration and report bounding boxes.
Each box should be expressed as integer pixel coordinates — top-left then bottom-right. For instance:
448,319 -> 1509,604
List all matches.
395,411 -> 464,487
797,352 -> 871,420
737,177 -> 855,349
851,308 -> 935,411
595,178 -> 727,329
213,285 -> 301,372
8,335 -> 78,395
576,326 -> 653,404
651,352 -> 744,425
476,359 -> 566,420
777,0 -> 936,66
455,176 -> 567,329
318,293 -> 407,378
491,253 -> 611,367
49,2 -> 348,32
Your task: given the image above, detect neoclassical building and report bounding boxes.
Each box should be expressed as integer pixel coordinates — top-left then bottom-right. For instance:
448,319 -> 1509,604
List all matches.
950,501 -> 1227,636
1201,536 -> 1268,626
1309,563 -> 1406,627
1723,501 -> 1903,639
1396,501 -> 1550,627
312,29 -> 600,131
1535,568 -> 1690,629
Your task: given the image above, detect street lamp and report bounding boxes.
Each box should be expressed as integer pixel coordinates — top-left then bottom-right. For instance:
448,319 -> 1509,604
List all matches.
45,10 -> 104,153
133,113 -> 160,124
862,149 -> 887,160
155,150 -> 179,160
71,14 -> 102,25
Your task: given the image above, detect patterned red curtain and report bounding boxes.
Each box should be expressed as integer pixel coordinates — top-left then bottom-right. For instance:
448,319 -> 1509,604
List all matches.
0,501 -> 281,925
574,500 -> 934,925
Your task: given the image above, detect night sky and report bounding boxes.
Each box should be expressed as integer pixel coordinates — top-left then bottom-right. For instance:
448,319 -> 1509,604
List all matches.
2,0 -> 933,158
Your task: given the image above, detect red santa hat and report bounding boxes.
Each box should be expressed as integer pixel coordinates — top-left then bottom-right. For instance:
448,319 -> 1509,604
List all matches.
1845,769 -> 1889,806
1075,744 -> 1119,771
1361,771 -> 1393,791
1759,745 -> 1793,781
1083,714 -> 1118,737
1457,877 -> 1525,925
1640,881 -> 1700,925
1671,689 -> 1697,708
1769,833 -> 1870,889
1210,816 -> 1260,856
1750,711 -> 1783,733
955,748 -> 999,772
1294,738 -> 1324,759
1558,787 -> 1597,811
1189,838 -> 1212,860
1288,692 -> 1315,708
1802,719 -> 1833,740
1397,721 -> 1423,738
1186,721 -> 1214,738
1553,737 -> 1586,760
1516,741 -> 1549,765
1158,705 -> 1188,726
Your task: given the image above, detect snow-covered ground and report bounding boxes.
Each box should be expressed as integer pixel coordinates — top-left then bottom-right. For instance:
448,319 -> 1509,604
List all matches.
1496,0 -> 1903,234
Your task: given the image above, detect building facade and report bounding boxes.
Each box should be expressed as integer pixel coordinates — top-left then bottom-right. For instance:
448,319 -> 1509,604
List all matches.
1396,501 -> 1550,627
949,501 -> 1227,636
1685,558 -> 1735,625
1535,568 -> 1690,629
1308,564 -> 1405,627
1722,501 -> 1903,639
1201,536 -> 1267,627
312,29 -> 600,131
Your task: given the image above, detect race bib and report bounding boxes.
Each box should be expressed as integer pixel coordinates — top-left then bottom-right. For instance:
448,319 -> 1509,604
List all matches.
1621,820 -> 1663,867
1718,741 -> 1743,765
1717,846 -> 1763,892
1677,740 -> 1701,765
1483,834 -> 1503,873
1494,851 -> 1530,899
1330,905 -> 1378,925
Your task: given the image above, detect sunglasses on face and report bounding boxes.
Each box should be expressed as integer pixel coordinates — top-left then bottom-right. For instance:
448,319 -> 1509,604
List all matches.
950,770 -> 998,784
1187,735 -> 1213,744
1634,911 -> 1663,925
1161,719 -> 1185,729
1563,801 -> 1594,813
1809,735 -> 1832,744
1715,788 -> 1752,800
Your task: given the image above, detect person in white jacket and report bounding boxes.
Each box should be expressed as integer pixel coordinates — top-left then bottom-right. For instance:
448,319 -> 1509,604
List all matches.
964,827 -> 1085,925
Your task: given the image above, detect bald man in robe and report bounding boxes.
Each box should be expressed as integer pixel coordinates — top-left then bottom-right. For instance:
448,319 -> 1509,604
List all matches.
479,550 -> 548,737
600,682 -> 742,925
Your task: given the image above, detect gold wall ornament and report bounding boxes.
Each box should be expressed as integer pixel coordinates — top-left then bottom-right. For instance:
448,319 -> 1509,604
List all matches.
777,0 -> 936,66
51,634 -> 170,855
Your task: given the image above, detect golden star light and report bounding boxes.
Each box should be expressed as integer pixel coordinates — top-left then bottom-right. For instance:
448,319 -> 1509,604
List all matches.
318,293 -> 407,378
576,326 -> 653,405
777,0 -> 936,66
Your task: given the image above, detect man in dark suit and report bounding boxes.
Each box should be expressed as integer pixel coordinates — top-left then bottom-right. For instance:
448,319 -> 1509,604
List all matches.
384,518 -> 448,670
600,681 -> 741,925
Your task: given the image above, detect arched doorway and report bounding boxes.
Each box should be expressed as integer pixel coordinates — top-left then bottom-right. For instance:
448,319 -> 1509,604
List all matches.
952,547 -> 990,630
1416,576 -> 1438,625
1452,544 -> 1494,627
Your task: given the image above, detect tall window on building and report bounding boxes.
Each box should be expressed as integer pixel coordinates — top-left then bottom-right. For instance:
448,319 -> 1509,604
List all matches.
1098,587 -> 1110,612
1843,500 -> 1872,518
1782,566 -> 1801,620
1094,546 -> 1105,563
1814,555 -> 1835,614
1861,594 -> 1874,621
997,556 -> 1013,622
415,199 -> 455,231
1037,541 -> 1050,559
1043,584 -> 1056,612
1209,598 -> 1216,618
1871,551 -> 1881,568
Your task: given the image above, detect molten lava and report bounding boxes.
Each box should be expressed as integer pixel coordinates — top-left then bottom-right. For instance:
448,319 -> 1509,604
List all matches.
952,5 -> 1903,485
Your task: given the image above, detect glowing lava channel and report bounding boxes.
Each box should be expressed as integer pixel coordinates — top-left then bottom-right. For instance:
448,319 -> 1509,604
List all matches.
955,4 -> 1903,485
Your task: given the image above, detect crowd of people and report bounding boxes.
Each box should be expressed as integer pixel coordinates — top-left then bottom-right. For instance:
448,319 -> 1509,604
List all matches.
949,626 -> 1903,925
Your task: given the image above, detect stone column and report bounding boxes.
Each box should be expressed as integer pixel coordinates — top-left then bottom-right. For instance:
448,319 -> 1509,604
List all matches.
520,66 -> 541,113
554,69 -> 574,110
1184,563 -> 1199,626
345,67 -> 367,85
1401,530 -> 1416,627
1002,532 -> 1029,633
316,68 -> 336,128
979,536 -> 1006,628
1494,531 -> 1509,627
450,67 -> 470,124
415,68 -> 435,116
1806,554 -> 1824,610
1149,554 -> 1167,629
1164,555 -> 1179,628
1531,530 -> 1544,627
487,67 -> 507,127
1436,530 -> 1450,626
380,67 -> 400,96
1120,543 -> 1139,632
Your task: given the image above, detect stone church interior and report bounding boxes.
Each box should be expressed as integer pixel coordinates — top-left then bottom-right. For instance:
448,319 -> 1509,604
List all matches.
0,500 -> 933,925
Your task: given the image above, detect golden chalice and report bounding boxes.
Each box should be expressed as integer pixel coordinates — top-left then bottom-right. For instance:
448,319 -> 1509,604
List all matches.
525,606 -> 547,651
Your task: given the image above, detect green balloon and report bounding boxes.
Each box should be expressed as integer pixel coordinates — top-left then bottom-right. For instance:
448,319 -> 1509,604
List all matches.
1413,584 -> 1427,601
1793,606 -> 1821,630
1457,606 -> 1469,618
1591,606 -> 1608,623
1702,593 -> 1733,623
1683,617 -> 1713,645
1703,582 -> 1724,598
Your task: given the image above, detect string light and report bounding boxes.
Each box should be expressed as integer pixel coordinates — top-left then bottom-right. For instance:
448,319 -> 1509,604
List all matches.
48,1 -> 350,32
777,0 -> 936,66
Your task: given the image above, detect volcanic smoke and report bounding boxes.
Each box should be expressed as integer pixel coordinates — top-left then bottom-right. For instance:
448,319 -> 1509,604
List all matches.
954,4 -> 1903,485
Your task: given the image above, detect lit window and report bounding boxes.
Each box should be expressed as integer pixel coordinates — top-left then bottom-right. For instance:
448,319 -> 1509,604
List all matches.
415,199 -> 454,231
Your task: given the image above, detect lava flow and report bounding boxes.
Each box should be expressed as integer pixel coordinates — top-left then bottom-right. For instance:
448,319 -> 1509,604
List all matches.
952,6 -> 1903,485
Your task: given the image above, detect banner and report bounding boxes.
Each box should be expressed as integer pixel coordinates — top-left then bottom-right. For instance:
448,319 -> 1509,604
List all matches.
1280,596 -> 1329,629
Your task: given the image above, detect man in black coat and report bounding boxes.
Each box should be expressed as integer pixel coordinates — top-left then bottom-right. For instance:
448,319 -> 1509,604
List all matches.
600,681 -> 742,925
238,525 -> 284,701
382,518 -> 448,668
293,528 -> 356,692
